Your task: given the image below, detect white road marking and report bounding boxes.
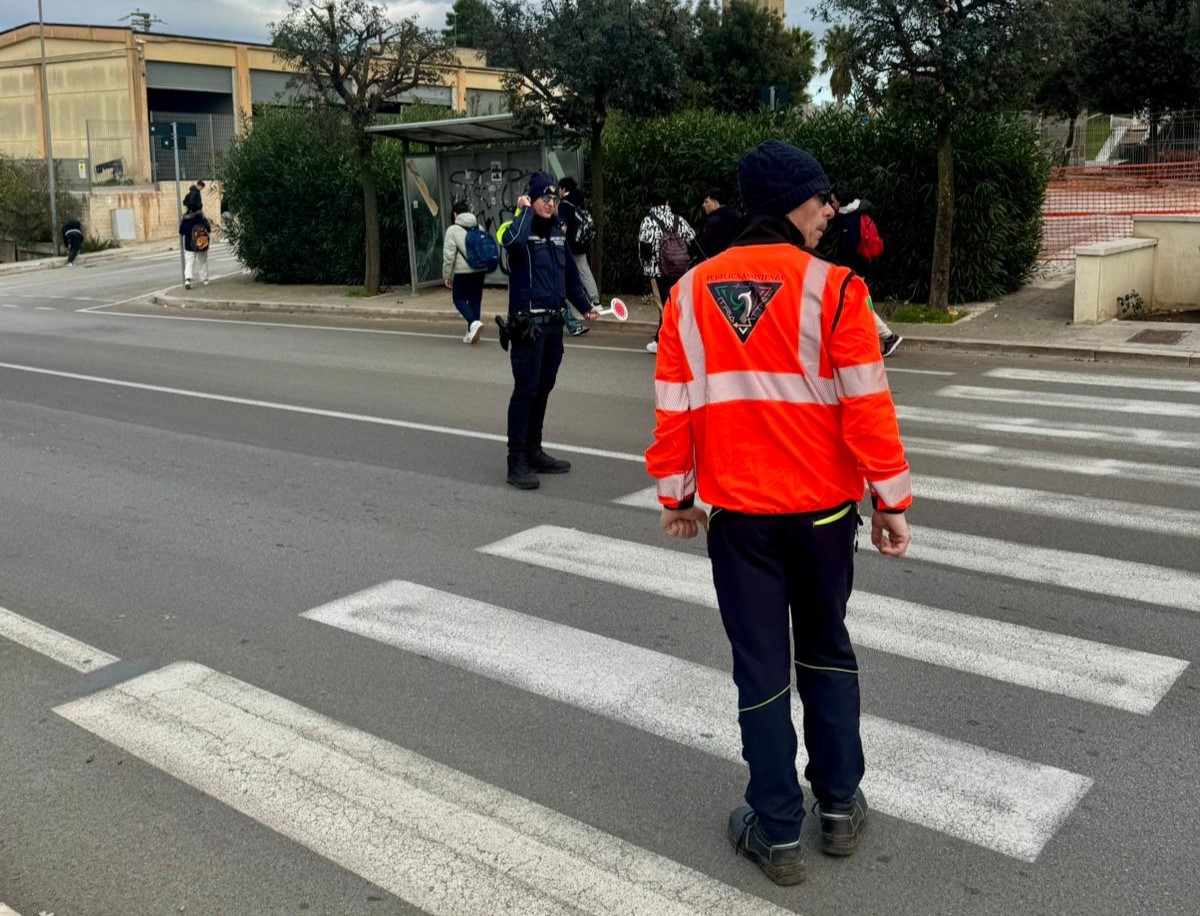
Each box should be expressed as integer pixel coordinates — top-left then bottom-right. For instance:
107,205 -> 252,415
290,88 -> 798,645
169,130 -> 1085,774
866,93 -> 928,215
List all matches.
0,361 -> 642,462
908,527 -> 1200,613
0,904 -> 22,915
34,306 -> 56,311
885,367 -> 955,376
479,525 -> 1187,712
55,662 -> 793,916
896,404 -> 1200,450
305,581 -> 1093,861
937,385 -> 1200,419
985,367 -> 1200,395
0,605 -> 119,672
904,436 -> 1200,488
0,304 -> 18,308
616,475 -> 1200,539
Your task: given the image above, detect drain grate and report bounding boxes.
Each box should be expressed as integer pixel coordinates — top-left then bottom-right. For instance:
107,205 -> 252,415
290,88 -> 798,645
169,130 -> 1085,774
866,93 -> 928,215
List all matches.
1126,329 -> 1191,345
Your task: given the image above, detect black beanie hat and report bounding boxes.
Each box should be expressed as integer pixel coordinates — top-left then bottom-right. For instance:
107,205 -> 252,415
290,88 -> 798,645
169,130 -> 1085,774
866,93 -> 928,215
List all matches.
738,140 -> 831,217
526,171 -> 559,200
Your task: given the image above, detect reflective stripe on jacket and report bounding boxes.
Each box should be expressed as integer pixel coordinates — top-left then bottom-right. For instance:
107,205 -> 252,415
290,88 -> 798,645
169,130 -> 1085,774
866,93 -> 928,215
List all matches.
645,241 -> 911,514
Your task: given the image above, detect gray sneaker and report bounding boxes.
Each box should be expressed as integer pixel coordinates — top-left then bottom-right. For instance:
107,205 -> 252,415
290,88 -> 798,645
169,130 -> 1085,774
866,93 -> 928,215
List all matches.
816,788 -> 868,856
727,806 -> 806,886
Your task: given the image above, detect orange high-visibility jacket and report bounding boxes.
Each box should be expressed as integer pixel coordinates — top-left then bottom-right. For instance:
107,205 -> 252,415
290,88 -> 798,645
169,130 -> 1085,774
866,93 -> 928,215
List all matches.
646,241 -> 912,515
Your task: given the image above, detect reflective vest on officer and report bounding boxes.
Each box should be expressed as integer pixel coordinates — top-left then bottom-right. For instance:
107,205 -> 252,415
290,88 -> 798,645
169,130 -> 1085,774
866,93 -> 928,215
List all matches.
645,242 -> 912,515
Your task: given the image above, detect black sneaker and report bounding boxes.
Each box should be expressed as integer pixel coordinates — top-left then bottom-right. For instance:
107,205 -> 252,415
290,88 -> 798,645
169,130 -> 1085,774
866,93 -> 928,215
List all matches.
880,333 -> 903,358
569,325 -> 590,336
505,452 -> 539,490
816,788 -> 868,856
727,806 -> 807,886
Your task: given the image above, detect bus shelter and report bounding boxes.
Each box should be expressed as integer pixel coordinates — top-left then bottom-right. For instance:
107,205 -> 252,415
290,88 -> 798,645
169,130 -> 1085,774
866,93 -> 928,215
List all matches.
367,113 -> 582,295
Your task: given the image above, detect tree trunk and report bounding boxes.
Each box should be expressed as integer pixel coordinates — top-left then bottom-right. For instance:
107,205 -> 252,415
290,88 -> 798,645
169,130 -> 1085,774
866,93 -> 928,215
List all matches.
589,112 -> 605,295
358,134 -> 381,295
1062,110 -> 1079,167
929,119 -> 955,312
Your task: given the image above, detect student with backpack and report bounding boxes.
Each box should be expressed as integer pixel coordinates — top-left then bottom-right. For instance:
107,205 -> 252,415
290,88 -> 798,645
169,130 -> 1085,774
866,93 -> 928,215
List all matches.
638,194 -> 697,353
179,209 -> 211,290
558,177 -> 600,336
830,196 -> 902,357
442,200 -> 496,344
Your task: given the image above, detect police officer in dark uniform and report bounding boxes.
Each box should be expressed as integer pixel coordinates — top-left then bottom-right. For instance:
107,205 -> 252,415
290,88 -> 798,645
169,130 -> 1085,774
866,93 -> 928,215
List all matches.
497,172 -> 597,490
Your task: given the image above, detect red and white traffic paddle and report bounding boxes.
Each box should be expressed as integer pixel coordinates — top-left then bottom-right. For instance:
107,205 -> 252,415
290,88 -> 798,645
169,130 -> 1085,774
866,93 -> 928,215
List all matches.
593,297 -> 629,321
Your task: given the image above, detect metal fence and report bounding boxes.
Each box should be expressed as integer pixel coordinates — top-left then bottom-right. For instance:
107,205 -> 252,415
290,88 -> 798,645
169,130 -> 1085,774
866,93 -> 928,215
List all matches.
83,119 -> 147,187
147,111 -> 237,184
1037,111 -> 1200,261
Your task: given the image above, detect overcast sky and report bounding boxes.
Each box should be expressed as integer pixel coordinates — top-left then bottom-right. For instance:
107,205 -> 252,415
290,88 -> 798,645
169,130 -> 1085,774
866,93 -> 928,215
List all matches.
2,1 -> 830,96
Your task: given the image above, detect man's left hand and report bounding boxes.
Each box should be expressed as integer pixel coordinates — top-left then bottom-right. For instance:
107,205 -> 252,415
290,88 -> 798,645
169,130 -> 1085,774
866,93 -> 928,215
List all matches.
584,309 -> 598,322
660,506 -> 709,539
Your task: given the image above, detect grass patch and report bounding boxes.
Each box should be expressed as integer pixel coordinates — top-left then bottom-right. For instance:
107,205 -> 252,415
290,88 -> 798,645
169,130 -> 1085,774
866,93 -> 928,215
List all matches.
81,235 -> 120,253
344,286 -> 369,298
882,301 -> 965,324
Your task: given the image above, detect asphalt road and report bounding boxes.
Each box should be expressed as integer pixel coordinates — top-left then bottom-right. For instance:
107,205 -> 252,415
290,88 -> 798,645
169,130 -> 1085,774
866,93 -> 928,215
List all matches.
1,252 -> 1198,916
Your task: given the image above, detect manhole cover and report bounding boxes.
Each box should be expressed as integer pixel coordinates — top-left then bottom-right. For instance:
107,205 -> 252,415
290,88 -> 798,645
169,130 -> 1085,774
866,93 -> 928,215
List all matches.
1127,329 -> 1191,345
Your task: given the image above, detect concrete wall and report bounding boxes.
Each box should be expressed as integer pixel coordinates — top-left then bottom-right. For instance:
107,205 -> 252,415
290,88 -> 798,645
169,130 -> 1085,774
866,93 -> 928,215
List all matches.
1073,238 -> 1157,323
1132,215 -> 1200,310
0,65 -> 38,157
81,182 -> 222,244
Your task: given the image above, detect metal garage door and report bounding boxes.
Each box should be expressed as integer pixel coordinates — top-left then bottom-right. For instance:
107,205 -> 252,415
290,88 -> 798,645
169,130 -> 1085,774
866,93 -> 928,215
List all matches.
146,62 -> 232,94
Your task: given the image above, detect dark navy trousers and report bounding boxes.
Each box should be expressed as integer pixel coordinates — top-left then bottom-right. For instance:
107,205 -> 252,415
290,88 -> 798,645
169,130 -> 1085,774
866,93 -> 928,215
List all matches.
707,504 -> 865,842
506,323 -> 563,450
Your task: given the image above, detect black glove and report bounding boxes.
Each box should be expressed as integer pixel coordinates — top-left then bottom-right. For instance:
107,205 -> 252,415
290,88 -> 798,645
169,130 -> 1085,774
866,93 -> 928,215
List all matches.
495,315 -> 510,352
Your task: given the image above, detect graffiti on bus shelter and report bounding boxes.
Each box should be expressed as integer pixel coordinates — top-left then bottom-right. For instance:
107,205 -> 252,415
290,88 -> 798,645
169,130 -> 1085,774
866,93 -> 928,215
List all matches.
448,163 -> 528,236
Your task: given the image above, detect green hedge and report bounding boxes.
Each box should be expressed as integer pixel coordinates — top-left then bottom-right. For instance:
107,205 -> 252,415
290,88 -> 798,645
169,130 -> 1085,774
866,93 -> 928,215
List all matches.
221,107 -> 409,286
599,109 -> 1051,304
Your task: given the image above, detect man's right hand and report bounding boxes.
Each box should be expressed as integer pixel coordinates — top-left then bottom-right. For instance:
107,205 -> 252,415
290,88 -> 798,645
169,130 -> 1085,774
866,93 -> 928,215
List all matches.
516,195 -> 531,209
871,510 -> 911,557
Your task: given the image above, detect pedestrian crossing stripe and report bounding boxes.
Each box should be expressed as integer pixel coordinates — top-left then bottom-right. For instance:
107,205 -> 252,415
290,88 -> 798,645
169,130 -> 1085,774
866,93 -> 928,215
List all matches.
937,385 -> 1200,420
55,662 -> 793,916
896,404 -> 1200,451
984,367 -> 1200,395
903,436 -> 1200,488
480,524 -> 1187,713
616,478 -> 1200,540
302,580 -> 1092,862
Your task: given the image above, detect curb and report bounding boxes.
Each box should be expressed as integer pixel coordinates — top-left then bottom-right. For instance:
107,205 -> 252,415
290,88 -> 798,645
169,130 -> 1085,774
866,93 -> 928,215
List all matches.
902,335 -> 1200,367
0,245 -> 174,276
150,293 -> 662,335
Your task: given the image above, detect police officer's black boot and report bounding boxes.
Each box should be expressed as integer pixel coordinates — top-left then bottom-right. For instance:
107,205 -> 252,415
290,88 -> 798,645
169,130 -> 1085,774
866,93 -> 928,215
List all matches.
728,806 -> 806,886
506,446 -> 539,490
528,440 -> 571,474
816,788 -> 868,856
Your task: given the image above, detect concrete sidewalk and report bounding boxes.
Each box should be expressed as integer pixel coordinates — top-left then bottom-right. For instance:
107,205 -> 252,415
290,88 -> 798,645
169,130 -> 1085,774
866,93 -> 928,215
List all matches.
0,238 -> 177,275
149,267 -> 1200,367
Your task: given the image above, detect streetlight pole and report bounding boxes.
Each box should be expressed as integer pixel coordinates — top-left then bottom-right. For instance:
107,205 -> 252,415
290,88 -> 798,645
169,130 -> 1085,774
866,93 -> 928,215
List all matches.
37,0 -> 60,255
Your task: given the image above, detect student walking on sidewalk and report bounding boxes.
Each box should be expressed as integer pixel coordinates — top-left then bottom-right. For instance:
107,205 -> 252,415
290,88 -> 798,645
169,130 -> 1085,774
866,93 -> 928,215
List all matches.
442,200 -> 488,344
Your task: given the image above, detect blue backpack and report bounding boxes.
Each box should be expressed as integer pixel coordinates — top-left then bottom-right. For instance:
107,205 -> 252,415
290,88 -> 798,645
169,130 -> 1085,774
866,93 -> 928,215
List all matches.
464,227 -> 499,272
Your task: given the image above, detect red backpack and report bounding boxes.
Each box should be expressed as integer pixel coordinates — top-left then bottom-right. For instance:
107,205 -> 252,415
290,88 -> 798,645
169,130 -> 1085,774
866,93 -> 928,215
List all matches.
856,214 -> 884,260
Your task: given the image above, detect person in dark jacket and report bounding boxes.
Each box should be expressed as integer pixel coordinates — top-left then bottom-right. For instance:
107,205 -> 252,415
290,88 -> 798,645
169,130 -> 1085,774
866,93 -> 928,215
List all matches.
829,196 -> 902,357
697,191 -> 739,260
183,179 -> 206,215
496,171 -> 597,490
557,176 -> 600,336
179,210 -> 211,289
61,219 -> 84,266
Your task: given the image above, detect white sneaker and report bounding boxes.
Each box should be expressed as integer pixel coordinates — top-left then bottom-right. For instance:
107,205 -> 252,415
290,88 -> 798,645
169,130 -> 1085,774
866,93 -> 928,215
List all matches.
468,319 -> 483,345
645,340 -> 658,354
184,281 -> 191,289
202,279 -> 209,286
462,327 -> 474,343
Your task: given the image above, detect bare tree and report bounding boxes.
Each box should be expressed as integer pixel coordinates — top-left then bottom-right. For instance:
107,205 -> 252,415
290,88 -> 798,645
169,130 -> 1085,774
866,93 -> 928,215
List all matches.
272,0 -> 457,294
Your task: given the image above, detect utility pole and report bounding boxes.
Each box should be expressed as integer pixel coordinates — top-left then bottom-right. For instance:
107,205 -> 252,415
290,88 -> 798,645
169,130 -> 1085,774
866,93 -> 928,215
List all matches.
37,1 -> 59,255
172,122 -> 185,284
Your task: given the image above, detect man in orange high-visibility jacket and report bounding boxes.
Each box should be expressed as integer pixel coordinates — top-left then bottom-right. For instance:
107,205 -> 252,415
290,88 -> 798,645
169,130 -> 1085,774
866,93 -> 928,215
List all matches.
646,140 -> 912,886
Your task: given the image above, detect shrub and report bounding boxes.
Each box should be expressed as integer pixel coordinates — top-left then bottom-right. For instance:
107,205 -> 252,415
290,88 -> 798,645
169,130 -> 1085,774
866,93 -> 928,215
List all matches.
0,154 -> 82,244
597,108 -> 1051,304
220,107 -> 408,285
1117,290 -> 1148,320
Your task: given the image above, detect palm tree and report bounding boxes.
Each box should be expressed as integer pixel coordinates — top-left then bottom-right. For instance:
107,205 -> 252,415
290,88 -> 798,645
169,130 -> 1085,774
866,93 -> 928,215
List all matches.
820,25 -> 858,105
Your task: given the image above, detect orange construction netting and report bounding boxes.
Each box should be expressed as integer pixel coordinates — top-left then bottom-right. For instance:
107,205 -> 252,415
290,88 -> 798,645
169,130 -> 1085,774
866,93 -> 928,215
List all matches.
1040,160 -> 1200,261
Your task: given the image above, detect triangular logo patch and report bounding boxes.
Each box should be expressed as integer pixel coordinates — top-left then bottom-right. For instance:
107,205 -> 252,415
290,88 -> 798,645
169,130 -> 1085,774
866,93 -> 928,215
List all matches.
707,281 -> 782,343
